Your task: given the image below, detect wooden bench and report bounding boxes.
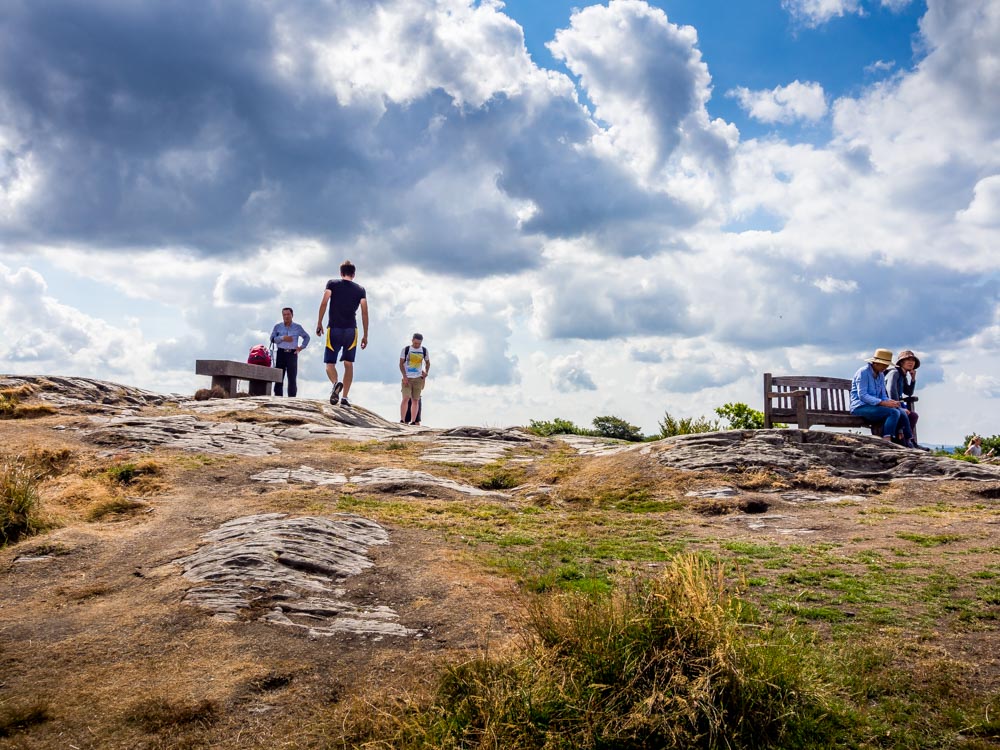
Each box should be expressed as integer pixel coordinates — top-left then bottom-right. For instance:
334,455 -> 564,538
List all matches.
195,360 -> 283,397
763,373 -> 882,433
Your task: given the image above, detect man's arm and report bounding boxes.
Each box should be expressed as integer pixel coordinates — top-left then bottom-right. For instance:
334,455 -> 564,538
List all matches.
316,290 -> 331,336
399,351 -> 408,380
269,324 -> 281,346
423,351 -> 430,378
297,323 -> 310,351
359,298 -> 369,349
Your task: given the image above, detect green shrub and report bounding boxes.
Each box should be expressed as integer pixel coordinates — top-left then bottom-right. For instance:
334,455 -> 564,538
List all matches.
367,555 -> 850,749
1,457 -> 44,545
715,402 -> 767,430
526,418 -> 592,437
658,410 -> 719,438
592,415 -> 644,442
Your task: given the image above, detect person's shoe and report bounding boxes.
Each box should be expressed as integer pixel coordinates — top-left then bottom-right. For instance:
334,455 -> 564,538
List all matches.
410,421 -> 420,426
340,397 -> 352,408
330,382 -> 342,405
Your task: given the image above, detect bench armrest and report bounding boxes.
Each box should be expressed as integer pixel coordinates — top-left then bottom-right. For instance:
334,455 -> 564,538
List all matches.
765,389 -> 809,428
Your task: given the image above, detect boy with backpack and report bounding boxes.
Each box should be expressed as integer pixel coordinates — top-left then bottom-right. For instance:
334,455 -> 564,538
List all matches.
399,333 -> 430,425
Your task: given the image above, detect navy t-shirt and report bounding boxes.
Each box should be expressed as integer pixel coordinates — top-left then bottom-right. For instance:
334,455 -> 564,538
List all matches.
326,279 -> 366,328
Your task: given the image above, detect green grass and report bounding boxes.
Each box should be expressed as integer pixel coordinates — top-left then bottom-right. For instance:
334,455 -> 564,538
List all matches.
342,555 -> 851,749
896,532 -> 965,547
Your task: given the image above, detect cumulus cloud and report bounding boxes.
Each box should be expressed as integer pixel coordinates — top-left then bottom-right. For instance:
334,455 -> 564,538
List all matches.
954,373 -> 1000,399
781,0 -> 864,26
549,353 -> 597,391
0,262 -> 153,377
728,81 -> 828,124
548,0 -> 736,180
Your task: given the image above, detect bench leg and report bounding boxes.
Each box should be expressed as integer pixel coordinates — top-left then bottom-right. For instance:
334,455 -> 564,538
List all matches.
248,379 -> 273,397
211,375 -> 237,397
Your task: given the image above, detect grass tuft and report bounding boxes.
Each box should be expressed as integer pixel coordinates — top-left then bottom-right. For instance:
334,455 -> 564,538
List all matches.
0,701 -> 50,738
347,555 -> 848,749
86,497 -> 147,521
1,456 -> 45,545
123,697 -> 218,732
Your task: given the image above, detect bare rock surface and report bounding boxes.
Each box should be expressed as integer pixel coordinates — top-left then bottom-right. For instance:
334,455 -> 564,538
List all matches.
555,434 -> 636,456
177,513 -> 415,637
421,437 -> 528,465
646,429 -> 1000,482
0,374 -> 173,410
84,400 -> 405,455
251,465 -> 507,498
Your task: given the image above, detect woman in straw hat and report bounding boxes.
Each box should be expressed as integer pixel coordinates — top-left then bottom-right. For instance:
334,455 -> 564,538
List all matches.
849,348 -> 916,447
885,350 -> 927,449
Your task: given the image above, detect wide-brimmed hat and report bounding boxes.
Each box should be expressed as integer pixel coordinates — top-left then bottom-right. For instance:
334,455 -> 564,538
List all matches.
865,348 -> 894,366
895,349 -> 920,368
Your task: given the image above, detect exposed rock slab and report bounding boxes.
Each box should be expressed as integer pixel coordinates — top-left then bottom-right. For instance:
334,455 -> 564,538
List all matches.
84,402 -> 404,456
555,434 -> 636,456
647,429 -> 1000,482
0,374 -> 172,410
177,513 -> 414,637
251,465 -> 507,498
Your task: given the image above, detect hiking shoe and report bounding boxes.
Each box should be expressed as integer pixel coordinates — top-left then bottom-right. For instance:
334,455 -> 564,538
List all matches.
340,397 -> 352,408
330,382 -> 343,405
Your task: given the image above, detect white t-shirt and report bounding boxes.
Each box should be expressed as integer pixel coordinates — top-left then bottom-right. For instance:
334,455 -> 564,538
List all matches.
400,346 -> 427,378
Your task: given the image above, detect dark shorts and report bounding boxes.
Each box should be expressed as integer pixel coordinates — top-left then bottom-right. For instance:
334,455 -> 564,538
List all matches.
324,327 -> 358,363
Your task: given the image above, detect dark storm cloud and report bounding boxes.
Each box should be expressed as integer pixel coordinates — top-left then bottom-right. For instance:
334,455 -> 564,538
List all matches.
0,0 -> 386,251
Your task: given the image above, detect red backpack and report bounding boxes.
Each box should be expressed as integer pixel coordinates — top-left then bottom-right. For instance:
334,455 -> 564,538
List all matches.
247,345 -> 272,367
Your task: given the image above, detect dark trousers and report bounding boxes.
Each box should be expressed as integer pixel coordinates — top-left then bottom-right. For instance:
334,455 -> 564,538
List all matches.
275,349 -> 298,397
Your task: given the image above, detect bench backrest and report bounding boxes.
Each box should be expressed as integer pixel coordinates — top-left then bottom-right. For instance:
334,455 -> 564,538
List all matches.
765,374 -> 853,413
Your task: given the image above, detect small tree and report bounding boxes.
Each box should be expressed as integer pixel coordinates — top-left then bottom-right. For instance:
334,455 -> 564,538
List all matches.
526,418 -> 586,437
657,411 -> 719,438
592,415 -> 644,442
715,402 -> 767,430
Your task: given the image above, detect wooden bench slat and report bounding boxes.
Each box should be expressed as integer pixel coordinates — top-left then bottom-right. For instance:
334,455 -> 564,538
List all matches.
763,373 -> 881,435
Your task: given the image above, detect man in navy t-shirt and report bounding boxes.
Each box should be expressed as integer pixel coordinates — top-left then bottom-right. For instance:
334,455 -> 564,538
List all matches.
315,259 -> 368,407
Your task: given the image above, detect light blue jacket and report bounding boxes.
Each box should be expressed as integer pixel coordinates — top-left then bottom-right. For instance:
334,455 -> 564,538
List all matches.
849,363 -> 888,411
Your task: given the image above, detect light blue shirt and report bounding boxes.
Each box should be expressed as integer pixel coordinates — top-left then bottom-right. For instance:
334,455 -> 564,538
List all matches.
270,322 -> 310,351
850,363 -> 888,411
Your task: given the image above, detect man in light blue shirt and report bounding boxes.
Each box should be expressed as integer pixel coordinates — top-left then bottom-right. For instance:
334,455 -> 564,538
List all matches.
849,348 -> 914,446
269,307 -> 310,397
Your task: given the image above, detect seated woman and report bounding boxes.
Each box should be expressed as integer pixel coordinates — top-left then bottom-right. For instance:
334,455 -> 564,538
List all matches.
964,436 -> 995,459
884,350 -> 926,449
849,348 -> 916,447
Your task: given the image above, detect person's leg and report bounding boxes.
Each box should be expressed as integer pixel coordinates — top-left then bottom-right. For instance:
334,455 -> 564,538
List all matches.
908,411 -> 919,444
400,380 -> 410,421
896,409 -> 913,442
409,378 -> 425,424
341,361 -> 354,397
325,362 -> 339,386
852,405 -> 895,439
286,353 -> 298,397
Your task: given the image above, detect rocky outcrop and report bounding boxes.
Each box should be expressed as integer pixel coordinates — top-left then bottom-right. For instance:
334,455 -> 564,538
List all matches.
643,429 -> 1000,482
0,375 -> 172,410
177,513 -> 415,637
251,465 -> 508,498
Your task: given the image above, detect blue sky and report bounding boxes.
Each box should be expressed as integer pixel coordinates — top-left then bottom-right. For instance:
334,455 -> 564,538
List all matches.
504,0 -> 927,137
0,0 -> 997,443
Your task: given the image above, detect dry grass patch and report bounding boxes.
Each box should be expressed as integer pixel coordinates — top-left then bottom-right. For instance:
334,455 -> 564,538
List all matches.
551,450 -> 689,506
0,384 -> 58,420
0,700 -> 51,738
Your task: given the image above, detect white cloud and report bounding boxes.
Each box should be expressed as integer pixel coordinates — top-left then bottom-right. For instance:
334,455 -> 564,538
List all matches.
813,276 -> 859,293
728,81 -> 828,124
781,0 -> 864,26
548,0 -> 737,182
954,373 -> 1000,399
549,353 -> 597,391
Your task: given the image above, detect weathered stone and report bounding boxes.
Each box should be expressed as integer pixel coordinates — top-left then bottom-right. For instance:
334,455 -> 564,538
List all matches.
780,491 -> 868,504
685,487 -> 740,498
177,513 -> 414,637
647,430 -> 1000,483
0,375 -> 172,410
555,434 -> 636,456
251,465 -> 507,498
